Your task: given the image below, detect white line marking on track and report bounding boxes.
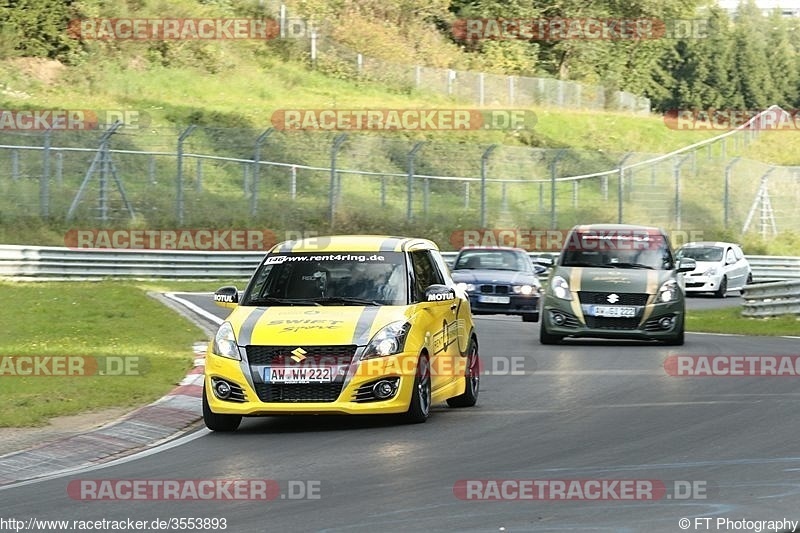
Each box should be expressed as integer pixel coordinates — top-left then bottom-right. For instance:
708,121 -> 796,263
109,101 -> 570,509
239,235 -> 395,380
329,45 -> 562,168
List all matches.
165,292 -> 224,326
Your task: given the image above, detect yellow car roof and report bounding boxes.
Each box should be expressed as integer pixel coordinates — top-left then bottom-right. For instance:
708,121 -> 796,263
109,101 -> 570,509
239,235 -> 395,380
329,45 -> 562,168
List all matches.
268,235 -> 439,254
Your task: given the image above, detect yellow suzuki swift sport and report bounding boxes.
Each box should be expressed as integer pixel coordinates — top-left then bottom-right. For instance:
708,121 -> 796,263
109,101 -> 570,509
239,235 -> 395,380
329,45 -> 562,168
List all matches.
204,235 -> 480,431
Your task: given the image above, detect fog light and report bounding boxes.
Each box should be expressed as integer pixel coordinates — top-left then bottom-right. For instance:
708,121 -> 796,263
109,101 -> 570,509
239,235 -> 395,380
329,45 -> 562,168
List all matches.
552,312 -> 565,325
659,316 -> 675,330
214,379 -> 232,400
372,380 -> 396,399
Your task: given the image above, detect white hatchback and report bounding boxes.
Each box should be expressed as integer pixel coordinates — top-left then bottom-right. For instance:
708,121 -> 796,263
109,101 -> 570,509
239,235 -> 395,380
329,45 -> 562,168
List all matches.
676,242 -> 752,297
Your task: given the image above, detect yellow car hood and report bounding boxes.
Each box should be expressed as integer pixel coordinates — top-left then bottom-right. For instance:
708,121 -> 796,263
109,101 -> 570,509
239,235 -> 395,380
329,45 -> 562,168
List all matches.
226,305 -> 413,346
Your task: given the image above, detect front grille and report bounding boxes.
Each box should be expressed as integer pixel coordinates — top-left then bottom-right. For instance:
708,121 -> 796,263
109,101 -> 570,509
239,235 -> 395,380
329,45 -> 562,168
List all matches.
246,345 -> 356,366
479,284 -> 510,294
246,345 -> 355,403
685,282 -> 704,288
253,382 -> 344,403
584,317 -> 640,330
578,292 -> 649,306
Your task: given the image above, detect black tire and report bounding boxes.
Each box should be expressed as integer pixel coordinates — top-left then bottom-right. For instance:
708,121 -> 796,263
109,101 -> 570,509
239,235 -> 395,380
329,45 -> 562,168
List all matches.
202,386 -> 242,432
522,313 -> 539,323
404,353 -> 431,423
447,338 -> 480,408
539,319 -> 562,345
714,276 -> 728,298
663,315 -> 685,346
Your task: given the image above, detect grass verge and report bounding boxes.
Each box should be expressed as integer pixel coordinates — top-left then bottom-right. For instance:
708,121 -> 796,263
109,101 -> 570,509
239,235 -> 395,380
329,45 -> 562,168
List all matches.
687,306 -> 800,337
0,281 -> 208,427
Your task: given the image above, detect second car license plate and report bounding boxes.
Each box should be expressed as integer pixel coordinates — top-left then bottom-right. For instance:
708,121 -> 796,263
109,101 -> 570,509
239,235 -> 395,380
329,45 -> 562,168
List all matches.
591,305 -> 637,318
478,295 -> 511,304
264,366 -> 333,383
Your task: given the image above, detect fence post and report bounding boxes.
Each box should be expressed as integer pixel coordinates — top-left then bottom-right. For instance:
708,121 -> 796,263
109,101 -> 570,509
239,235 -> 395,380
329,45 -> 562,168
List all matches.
508,76 -> 515,105
176,125 -> 197,225
415,65 -> 421,89
617,152 -> 634,223
11,149 -> 19,181
465,182 -> 470,208
291,165 -> 297,200
406,141 -> 425,221
380,175 -> 386,207
549,150 -> 566,229
41,129 -> 51,217
55,151 -> 63,186
478,73 -> 485,106
723,157 -> 741,229
538,182 -> 544,213
310,30 -> 317,67
251,128 -> 274,216
447,69 -> 455,96
329,133 -> 348,226
195,159 -> 203,193
673,154 -> 692,230
357,53 -> 363,75
480,145 -> 498,227
572,180 -> 578,209
280,3 -> 286,38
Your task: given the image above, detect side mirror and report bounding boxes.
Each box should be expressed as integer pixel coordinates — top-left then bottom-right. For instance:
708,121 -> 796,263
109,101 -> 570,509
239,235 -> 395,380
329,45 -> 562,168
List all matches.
677,258 -> 696,273
424,284 -> 456,303
213,286 -> 239,309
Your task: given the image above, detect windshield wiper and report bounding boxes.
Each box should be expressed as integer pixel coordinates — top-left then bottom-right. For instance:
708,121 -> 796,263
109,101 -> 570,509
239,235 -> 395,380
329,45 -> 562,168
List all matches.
607,262 -> 654,269
246,296 -> 322,306
313,296 -> 383,306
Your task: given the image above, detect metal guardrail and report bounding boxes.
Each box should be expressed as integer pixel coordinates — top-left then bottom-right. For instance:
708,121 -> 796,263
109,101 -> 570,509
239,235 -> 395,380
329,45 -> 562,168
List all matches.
0,246 -> 796,284
741,280 -> 800,317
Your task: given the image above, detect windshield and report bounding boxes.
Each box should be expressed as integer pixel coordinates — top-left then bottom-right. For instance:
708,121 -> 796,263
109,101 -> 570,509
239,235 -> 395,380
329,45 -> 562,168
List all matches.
454,250 -> 533,272
242,251 -> 408,306
676,246 -> 723,262
560,230 -> 674,270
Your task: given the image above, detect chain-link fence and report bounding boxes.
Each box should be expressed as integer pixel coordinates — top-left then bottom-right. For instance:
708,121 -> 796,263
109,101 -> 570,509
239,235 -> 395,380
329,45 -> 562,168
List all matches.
1,118 -> 797,245
309,33 -> 650,114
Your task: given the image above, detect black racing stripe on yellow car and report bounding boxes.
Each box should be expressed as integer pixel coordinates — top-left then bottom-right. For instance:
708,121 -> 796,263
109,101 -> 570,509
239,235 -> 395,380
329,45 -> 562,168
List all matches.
379,237 -> 404,252
237,307 -> 270,347
352,306 -> 381,345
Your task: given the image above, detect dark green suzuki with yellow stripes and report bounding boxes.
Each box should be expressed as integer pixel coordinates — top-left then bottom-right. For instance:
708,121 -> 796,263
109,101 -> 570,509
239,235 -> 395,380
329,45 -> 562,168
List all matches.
203,235 -> 480,431
539,224 -> 697,346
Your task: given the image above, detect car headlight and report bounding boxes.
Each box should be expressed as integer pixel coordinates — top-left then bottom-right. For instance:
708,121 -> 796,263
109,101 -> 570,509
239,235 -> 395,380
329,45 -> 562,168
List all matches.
658,280 -> 679,303
704,267 -> 718,276
456,282 -> 476,292
212,321 -> 241,360
513,284 -> 534,295
361,321 -> 411,360
550,275 -> 572,300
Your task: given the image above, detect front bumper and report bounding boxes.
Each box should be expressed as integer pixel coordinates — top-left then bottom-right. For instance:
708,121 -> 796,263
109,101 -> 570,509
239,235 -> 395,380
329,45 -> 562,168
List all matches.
468,293 -> 540,317
541,296 -> 684,341
684,275 -> 722,293
204,349 -> 465,416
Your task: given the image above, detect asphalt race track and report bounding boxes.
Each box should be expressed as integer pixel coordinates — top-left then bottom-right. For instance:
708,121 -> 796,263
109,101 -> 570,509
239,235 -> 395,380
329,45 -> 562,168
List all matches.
2,293 -> 799,532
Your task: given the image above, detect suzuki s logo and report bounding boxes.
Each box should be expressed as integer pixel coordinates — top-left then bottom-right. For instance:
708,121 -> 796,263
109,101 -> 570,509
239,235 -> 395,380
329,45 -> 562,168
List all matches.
290,347 -> 307,362
607,293 -> 620,304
